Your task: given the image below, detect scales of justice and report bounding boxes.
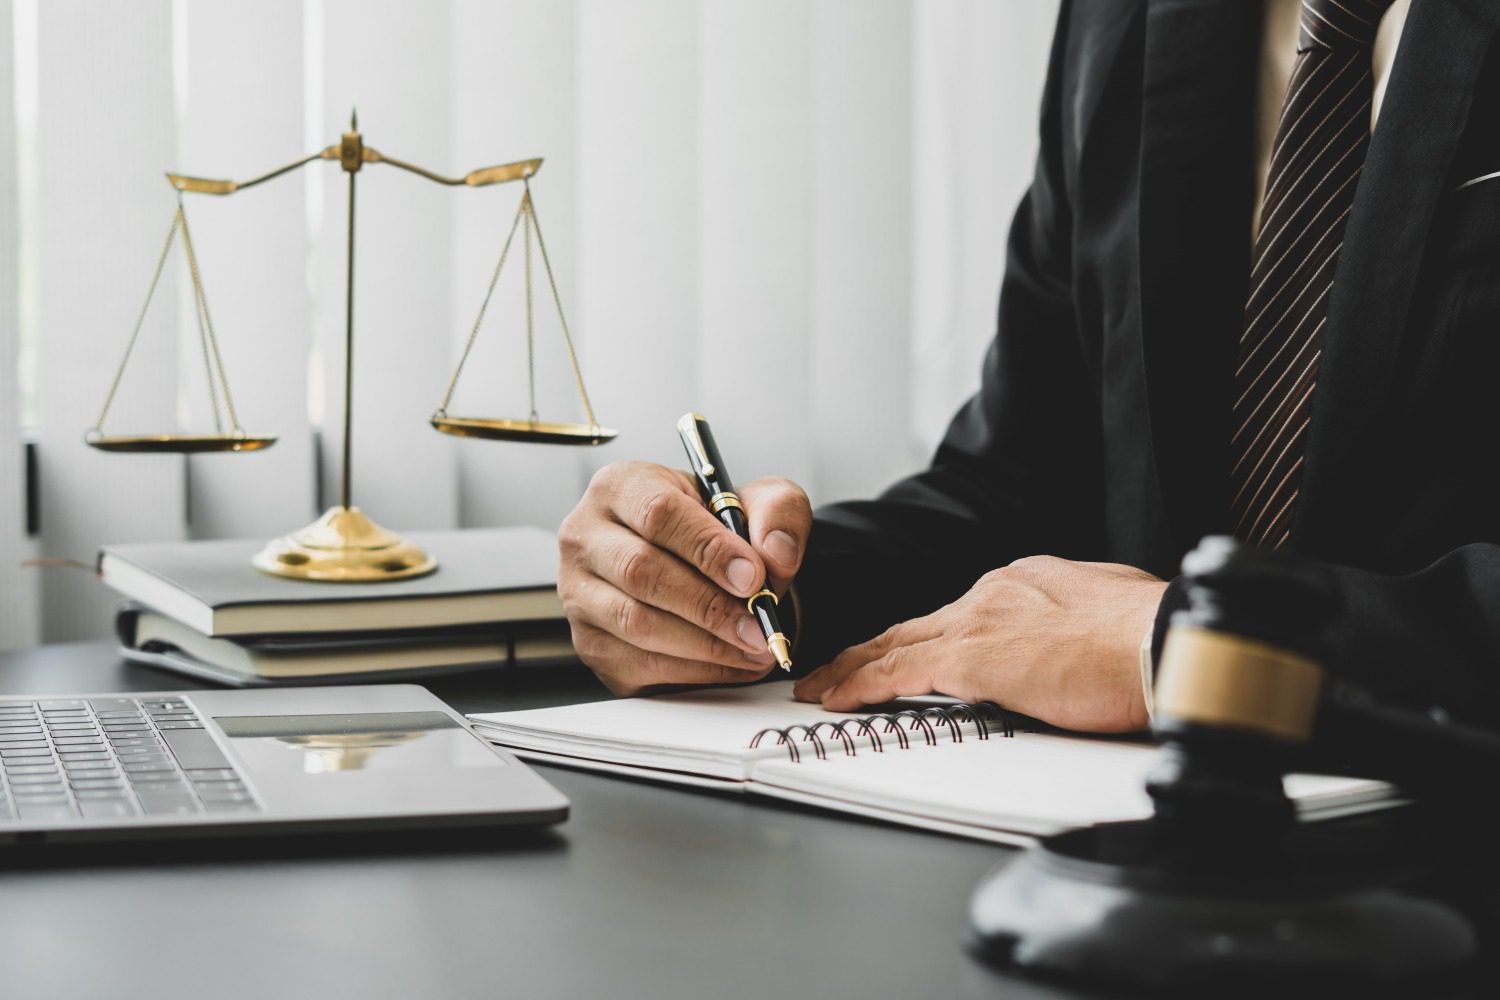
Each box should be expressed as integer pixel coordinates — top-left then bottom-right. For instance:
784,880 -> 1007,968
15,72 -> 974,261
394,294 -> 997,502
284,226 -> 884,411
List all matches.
86,111 -> 615,583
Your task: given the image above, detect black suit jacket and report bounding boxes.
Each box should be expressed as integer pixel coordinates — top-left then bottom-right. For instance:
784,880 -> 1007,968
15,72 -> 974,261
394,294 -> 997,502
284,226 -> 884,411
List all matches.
796,0 -> 1500,728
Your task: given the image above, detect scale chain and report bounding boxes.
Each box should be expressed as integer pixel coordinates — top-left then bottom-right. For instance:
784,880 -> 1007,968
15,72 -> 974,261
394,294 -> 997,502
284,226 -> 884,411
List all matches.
437,194 -> 528,414
524,178 -> 600,432
176,197 -> 242,435
177,199 -> 224,434
524,192 -> 538,425
93,208 -> 183,434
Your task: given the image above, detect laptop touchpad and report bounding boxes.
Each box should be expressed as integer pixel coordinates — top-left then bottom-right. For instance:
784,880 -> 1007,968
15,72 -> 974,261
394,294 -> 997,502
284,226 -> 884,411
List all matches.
214,712 -> 505,774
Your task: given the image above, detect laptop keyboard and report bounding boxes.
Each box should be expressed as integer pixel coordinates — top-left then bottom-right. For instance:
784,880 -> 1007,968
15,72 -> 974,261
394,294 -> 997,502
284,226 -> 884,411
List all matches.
0,697 -> 260,825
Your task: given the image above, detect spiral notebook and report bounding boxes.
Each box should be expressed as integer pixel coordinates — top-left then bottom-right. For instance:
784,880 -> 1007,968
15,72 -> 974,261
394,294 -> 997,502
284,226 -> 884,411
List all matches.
469,682 -> 1396,846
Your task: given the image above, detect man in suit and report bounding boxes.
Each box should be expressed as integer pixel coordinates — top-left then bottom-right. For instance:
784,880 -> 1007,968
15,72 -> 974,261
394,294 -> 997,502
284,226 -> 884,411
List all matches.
558,0 -> 1500,733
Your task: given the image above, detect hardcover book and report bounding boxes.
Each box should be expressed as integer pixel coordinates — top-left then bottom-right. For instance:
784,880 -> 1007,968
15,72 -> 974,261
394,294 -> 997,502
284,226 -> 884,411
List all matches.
99,527 -> 564,637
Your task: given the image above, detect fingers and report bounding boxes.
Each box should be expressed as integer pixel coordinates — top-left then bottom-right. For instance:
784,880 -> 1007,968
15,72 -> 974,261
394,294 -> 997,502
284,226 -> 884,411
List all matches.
738,477 -> 812,590
606,465 -> 765,598
818,638 -> 942,711
566,571 -> 773,670
583,522 -> 768,655
559,461 -> 813,698
573,623 -> 776,697
792,615 -> 944,703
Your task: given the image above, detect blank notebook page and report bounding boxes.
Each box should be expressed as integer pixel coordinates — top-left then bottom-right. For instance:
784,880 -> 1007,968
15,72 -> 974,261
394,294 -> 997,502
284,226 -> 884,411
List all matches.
470,681 -> 867,779
748,734 -> 1392,838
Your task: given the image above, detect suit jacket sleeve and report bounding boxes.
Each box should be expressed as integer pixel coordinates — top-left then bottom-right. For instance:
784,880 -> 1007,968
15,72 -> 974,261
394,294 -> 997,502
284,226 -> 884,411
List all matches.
1151,545 -> 1500,730
793,1 -> 1104,669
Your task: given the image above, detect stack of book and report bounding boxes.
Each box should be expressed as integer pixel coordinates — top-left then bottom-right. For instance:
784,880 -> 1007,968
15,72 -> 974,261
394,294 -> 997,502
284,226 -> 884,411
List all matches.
99,527 -> 574,687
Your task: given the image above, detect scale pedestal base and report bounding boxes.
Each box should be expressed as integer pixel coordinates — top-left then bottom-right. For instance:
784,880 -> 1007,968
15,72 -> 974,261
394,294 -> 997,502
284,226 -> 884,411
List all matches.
252,506 -> 437,582
968,820 -> 1475,996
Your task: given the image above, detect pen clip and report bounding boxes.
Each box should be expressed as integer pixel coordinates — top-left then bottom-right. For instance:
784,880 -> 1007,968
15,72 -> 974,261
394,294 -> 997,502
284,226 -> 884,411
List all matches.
676,412 -> 716,478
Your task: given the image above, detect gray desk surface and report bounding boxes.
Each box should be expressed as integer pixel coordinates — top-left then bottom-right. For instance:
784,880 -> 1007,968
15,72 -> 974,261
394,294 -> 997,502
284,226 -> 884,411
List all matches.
0,640 -> 1069,1000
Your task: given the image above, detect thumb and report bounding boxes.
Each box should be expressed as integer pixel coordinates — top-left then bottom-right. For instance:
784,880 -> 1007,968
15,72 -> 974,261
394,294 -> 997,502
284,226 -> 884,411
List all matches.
739,477 -> 811,590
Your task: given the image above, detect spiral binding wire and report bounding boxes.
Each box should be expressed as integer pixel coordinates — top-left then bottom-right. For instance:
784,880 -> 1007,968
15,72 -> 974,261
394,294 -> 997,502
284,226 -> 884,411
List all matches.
749,702 -> 1013,762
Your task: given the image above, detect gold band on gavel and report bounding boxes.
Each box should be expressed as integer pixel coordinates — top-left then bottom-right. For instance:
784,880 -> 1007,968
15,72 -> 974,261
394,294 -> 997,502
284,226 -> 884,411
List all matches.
1153,626 -> 1324,744
709,492 -> 742,514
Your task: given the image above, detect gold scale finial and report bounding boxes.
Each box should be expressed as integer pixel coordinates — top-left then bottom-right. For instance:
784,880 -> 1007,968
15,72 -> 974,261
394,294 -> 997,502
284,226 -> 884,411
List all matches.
89,109 -> 616,582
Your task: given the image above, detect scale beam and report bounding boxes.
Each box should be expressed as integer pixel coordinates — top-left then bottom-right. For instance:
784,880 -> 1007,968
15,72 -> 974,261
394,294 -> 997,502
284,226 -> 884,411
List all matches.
369,152 -> 543,188
166,149 -> 331,196
167,149 -> 543,197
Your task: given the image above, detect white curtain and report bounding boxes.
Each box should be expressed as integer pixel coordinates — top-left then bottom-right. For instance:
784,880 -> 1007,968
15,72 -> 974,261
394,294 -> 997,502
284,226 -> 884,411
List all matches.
0,0 -> 1059,646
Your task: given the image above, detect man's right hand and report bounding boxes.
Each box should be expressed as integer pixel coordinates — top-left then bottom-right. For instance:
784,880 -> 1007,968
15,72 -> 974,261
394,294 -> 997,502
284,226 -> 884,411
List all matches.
558,461 -> 812,696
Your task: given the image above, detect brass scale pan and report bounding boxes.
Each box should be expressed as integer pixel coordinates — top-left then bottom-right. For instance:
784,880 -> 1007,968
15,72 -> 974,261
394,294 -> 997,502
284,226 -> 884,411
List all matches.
85,432 -> 278,454
430,415 -> 616,445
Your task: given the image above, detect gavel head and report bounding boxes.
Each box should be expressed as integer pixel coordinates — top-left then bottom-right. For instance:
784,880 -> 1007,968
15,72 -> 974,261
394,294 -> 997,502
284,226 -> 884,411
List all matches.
1146,536 -> 1340,844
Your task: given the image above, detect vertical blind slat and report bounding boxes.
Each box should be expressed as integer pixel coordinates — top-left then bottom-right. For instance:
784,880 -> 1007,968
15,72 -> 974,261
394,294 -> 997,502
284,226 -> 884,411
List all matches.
0,0 -> 38,651
576,0 -> 701,476
316,0 -> 458,531
910,0 -> 1058,454
696,0 -> 815,492
449,0 -> 586,531
36,0 -> 184,640
181,0 -> 317,540
810,0 -> 918,504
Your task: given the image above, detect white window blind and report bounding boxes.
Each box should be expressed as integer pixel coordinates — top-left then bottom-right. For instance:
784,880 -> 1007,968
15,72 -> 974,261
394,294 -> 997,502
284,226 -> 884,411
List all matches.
34,0 -> 185,642
178,0 -> 316,543
1,0 -> 1056,646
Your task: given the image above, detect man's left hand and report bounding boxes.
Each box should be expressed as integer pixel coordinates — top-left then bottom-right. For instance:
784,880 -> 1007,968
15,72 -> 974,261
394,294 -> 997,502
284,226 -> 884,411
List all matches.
792,557 -> 1167,733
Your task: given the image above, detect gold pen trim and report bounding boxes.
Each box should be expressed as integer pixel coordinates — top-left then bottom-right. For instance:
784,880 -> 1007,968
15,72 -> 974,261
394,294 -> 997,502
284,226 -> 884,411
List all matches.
766,632 -> 793,672
747,588 -> 778,614
709,491 -> 742,515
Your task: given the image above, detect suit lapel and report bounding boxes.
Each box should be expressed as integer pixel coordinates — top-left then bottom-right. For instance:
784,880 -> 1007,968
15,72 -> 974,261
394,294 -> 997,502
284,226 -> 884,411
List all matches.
1136,0 -> 1262,552
1295,0 -> 1499,553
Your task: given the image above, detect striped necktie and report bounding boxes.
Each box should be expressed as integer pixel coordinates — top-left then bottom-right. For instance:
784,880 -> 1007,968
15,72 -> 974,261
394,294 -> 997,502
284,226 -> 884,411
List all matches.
1230,0 -> 1392,547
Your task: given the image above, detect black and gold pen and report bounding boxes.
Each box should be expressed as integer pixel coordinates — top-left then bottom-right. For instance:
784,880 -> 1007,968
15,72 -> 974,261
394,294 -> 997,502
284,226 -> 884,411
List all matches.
676,412 -> 793,671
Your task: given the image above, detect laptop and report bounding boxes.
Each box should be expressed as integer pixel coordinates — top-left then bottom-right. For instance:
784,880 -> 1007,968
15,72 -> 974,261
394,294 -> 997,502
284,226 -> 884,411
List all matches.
0,684 -> 569,844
